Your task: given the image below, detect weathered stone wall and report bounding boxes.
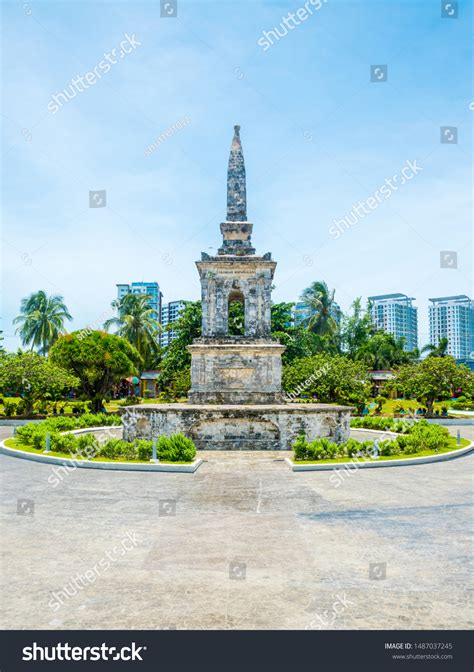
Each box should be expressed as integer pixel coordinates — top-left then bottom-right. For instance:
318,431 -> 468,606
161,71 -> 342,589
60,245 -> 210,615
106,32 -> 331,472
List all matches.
188,340 -> 285,404
122,404 -> 352,451
197,258 -> 275,338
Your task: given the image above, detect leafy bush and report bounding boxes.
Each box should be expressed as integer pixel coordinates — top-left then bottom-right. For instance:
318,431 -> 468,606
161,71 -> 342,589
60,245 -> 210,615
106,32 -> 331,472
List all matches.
292,420 -> 452,461
118,396 -> 141,407
400,420 -> 450,453
14,416 -> 196,462
293,434 -> 310,460
377,439 -> 401,456
350,416 -> 395,431
135,439 -> 153,461
374,396 -> 387,413
50,432 -> 78,454
163,434 -> 196,462
2,400 -> 18,417
15,413 -> 119,447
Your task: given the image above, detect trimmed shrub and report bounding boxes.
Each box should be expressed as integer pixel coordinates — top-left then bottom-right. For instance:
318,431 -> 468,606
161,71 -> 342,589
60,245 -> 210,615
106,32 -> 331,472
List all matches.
292,421 -> 451,461
293,434 -> 310,460
401,420 -> 450,453
166,434 -> 196,462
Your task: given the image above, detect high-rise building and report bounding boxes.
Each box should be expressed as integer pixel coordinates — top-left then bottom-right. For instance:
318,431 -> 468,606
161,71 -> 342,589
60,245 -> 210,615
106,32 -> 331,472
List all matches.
368,293 -> 418,351
116,282 -> 163,322
293,300 -> 342,328
428,295 -> 474,361
160,300 -> 186,347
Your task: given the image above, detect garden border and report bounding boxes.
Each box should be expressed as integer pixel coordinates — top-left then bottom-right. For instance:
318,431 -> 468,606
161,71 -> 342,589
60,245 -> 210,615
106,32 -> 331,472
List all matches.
0,435 -> 202,473
286,440 -> 474,471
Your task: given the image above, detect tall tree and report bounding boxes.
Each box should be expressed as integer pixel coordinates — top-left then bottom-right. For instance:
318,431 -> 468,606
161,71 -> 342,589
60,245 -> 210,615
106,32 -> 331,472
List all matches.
300,281 -> 338,339
13,290 -> 72,355
340,298 -> 374,357
158,301 -> 202,389
104,293 -> 161,369
385,356 -> 473,416
421,337 -> 449,358
0,352 -> 78,415
354,332 -> 412,370
50,331 -> 141,412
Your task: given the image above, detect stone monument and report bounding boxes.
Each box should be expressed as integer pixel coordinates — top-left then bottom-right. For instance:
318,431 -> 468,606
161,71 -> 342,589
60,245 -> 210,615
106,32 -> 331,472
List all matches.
122,126 -> 352,450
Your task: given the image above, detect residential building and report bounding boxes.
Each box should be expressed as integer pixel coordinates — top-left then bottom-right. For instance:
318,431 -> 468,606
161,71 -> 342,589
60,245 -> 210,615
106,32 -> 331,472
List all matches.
116,282 -> 163,322
428,295 -> 474,361
368,293 -> 418,351
160,300 -> 186,347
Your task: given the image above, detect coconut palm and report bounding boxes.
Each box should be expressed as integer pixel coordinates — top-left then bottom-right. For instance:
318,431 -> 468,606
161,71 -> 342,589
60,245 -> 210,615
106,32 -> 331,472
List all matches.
300,281 -> 338,338
421,337 -> 449,358
104,293 -> 161,367
355,332 -> 411,370
13,290 -> 72,355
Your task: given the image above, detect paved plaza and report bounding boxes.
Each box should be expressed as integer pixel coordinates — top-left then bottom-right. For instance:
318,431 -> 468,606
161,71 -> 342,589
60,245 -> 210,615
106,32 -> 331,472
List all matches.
1,426 -> 472,630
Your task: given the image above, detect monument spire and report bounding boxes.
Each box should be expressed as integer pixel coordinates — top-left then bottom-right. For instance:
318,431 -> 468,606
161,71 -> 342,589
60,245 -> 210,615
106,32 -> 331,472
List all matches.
217,125 -> 255,256
226,124 -> 247,222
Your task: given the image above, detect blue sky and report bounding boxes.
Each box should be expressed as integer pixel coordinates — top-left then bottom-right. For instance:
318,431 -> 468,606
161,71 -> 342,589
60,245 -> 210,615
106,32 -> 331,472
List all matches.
2,0 -> 472,351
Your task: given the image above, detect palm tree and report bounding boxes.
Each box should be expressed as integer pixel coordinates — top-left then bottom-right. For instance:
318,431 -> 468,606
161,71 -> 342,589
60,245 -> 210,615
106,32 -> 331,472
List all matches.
300,281 -> 338,338
421,337 -> 449,358
13,290 -> 72,355
104,293 -> 161,367
355,333 -> 411,370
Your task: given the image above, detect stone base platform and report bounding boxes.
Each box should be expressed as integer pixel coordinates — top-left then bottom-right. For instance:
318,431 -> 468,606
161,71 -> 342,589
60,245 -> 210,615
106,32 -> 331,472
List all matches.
122,403 -> 352,451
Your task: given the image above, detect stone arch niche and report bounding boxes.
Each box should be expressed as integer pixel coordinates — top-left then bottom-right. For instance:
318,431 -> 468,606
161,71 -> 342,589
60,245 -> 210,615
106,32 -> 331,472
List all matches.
189,416 -> 280,450
320,415 -> 337,438
227,283 -> 245,336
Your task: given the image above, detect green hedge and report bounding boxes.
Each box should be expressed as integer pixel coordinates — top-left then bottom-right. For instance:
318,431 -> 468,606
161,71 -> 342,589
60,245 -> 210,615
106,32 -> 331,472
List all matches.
294,420 -> 451,461
350,416 -> 412,433
14,416 -> 196,463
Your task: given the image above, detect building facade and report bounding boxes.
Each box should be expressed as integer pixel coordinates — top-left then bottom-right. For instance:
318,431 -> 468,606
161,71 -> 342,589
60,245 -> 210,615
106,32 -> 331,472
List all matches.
428,295 -> 474,361
160,300 -> 186,347
116,281 -> 163,322
368,293 -> 418,351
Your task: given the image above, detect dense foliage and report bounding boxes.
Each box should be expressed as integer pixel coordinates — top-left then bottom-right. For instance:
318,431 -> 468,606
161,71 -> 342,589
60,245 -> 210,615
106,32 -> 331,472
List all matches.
282,353 -> 371,409
293,420 -> 452,461
15,418 -> 196,463
0,352 -> 78,415
157,301 -> 202,393
385,356 -> 473,416
50,331 -> 141,412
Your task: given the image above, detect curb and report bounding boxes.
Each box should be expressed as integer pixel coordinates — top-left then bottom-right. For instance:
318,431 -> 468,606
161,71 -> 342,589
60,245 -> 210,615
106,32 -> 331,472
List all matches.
0,440 -> 202,473
286,441 -> 474,471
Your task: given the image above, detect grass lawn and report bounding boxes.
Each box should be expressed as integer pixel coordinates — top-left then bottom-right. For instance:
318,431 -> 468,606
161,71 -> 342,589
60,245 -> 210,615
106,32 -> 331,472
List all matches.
292,436 -> 471,464
105,398 -> 187,412
378,398 -> 450,416
2,438 -> 194,465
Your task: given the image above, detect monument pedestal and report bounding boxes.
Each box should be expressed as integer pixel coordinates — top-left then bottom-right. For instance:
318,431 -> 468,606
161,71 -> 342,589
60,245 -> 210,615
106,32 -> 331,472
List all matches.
123,403 -> 352,451
187,338 -> 285,404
